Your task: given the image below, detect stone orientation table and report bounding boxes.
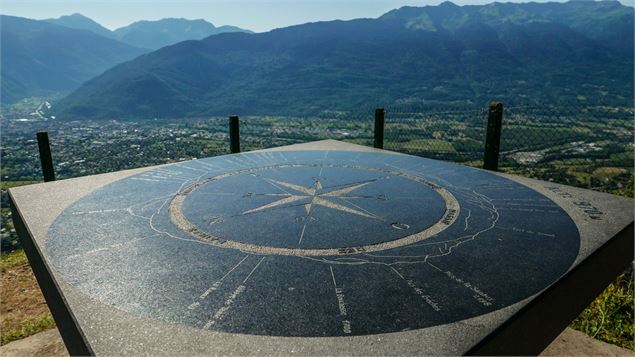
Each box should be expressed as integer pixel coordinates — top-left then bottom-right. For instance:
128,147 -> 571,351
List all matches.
9,140 -> 634,356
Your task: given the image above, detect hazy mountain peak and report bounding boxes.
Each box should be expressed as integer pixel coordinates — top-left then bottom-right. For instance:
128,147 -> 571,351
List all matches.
113,17 -> 251,49
46,13 -> 115,39
124,17 -> 215,28
438,1 -> 460,8
1,15 -> 147,104
66,13 -> 88,18
382,0 -> 633,44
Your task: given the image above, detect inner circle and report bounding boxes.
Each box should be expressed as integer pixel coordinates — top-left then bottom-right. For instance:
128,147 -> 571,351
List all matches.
169,164 -> 460,256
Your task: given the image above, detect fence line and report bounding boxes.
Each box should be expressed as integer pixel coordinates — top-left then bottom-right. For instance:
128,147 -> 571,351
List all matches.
11,101 -> 635,194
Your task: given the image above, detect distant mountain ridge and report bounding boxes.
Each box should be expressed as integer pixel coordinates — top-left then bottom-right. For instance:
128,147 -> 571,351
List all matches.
112,18 -> 253,49
46,13 -> 253,50
1,13 -> 252,104
1,15 -> 147,104
53,1 -> 634,119
46,13 -> 117,40
381,1 -> 633,54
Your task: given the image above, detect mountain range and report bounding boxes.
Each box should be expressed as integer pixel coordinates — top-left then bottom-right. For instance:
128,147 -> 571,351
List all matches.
46,13 -> 116,39
0,15 -> 147,104
0,14 -> 251,104
53,1 -> 634,120
46,14 -> 252,50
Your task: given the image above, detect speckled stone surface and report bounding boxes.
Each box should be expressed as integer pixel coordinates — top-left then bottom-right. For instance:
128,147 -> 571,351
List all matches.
9,140 -> 634,355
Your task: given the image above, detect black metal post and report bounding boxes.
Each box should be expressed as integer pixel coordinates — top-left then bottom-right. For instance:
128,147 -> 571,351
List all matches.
229,115 -> 240,153
374,108 -> 385,149
36,131 -> 56,182
483,102 -> 503,171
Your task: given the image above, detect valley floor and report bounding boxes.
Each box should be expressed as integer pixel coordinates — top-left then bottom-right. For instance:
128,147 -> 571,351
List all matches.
1,100 -> 632,352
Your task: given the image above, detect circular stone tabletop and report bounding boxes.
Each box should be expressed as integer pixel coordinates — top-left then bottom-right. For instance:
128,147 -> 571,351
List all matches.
47,150 -> 580,337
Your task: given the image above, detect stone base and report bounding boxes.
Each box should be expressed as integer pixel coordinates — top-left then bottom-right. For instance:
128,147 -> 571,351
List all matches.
1,327 -> 633,357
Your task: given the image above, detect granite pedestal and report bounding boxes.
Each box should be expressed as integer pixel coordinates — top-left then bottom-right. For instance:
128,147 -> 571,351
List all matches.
10,140 -> 633,355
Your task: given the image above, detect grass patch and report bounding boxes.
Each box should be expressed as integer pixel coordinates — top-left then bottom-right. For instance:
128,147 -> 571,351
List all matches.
400,139 -> 456,153
1,250 -> 55,345
569,176 -> 634,349
0,249 -> 28,272
592,167 -> 627,179
571,271 -> 634,349
0,313 -> 55,345
0,181 -> 40,190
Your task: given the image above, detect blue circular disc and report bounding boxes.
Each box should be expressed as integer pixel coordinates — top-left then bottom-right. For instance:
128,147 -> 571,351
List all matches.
47,150 -> 580,336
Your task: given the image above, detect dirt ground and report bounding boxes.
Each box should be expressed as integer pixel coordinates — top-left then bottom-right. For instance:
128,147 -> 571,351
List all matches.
1,262 -> 52,341
1,325 -> 633,356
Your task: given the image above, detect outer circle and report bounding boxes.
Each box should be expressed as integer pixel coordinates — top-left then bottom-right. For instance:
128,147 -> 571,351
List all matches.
46,150 -> 581,338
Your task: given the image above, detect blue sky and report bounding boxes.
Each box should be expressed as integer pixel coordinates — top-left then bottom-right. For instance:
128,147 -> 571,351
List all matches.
2,0 -> 634,32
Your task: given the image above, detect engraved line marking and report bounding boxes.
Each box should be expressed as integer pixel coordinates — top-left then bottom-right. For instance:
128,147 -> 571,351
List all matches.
464,209 -> 472,231
298,223 -> 308,245
339,197 -> 383,221
64,235 -> 154,261
322,182 -> 372,197
192,161 -> 222,171
196,192 -> 238,196
71,208 -> 125,215
491,198 -> 551,201
200,255 -> 263,325
130,177 -> 162,182
389,266 -> 405,279
330,265 -> 337,287
330,265 -> 351,333
312,196 -> 378,219
262,178 -> 293,195
389,267 -> 441,311
494,203 -> 559,207
203,285 -> 246,329
199,255 -> 249,300
427,262 -> 494,306
495,226 -> 556,238
179,164 -> 208,173
242,257 -> 265,284
321,178 -> 377,191
498,208 -> 560,213
426,262 -> 443,272
241,195 -> 306,215
267,179 -> 315,195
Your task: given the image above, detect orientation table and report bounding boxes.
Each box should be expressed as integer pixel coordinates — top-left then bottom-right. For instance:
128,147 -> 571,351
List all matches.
10,140 -> 633,355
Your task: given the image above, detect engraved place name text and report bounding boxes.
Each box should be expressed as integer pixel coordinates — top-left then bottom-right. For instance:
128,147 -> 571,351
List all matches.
545,186 -> 604,220
445,271 -> 494,307
442,209 -> 457,225
406,279 -> 441,311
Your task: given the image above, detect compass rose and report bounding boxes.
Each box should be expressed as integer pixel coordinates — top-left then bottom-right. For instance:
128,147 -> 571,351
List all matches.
242,178 -> 380,220
168,163 -> 460,256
